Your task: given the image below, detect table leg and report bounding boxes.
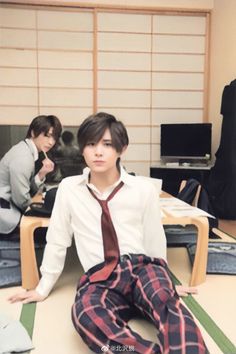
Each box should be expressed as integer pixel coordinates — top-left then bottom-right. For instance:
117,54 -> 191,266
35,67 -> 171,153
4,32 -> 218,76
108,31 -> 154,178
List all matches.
20,217 -> 43,290
162,216 -> 209,286
190,217 -> 209,286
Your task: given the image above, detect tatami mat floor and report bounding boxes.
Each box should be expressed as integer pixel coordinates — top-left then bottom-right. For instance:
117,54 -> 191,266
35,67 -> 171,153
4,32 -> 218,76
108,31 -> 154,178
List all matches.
1,230 -> 236,354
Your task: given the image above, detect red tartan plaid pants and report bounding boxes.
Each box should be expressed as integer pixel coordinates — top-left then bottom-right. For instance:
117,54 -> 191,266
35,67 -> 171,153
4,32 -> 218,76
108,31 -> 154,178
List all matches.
71,254 -> 207,354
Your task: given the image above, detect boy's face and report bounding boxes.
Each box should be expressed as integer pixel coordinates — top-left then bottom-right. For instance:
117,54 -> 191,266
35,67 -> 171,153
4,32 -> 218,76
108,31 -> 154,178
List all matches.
31,127 -> 56,153
82,128 -> 125,174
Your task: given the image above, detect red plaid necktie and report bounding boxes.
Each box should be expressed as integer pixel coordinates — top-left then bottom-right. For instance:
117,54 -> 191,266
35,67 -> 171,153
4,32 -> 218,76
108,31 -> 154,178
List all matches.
87,181 -> 124,282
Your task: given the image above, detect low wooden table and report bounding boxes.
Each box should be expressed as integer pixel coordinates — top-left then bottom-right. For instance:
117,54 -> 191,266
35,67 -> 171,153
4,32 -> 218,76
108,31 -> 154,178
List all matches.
20,192 -> 209,290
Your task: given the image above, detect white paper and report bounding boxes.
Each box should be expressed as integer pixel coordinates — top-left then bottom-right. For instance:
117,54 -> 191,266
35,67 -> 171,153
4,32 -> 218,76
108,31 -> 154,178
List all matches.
161,205 -> 214,218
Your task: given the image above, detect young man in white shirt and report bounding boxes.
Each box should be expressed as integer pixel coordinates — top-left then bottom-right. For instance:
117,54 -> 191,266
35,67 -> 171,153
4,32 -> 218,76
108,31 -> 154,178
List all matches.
9,112 -> 207,353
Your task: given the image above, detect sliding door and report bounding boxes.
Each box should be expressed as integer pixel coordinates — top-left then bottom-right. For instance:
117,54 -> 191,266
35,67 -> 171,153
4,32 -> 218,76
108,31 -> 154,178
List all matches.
0,5 -> 209,175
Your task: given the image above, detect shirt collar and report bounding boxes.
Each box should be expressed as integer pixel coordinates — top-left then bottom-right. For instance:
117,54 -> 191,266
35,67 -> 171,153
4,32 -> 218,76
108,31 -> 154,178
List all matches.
78,164 -> 134,189
25,138 -> 39,161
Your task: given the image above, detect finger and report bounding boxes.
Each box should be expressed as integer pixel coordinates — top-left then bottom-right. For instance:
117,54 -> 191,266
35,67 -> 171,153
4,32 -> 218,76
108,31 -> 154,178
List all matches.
8,294 -> 23,303
176,286 -> 198,297
186,287 -> 198,294
178,292 -> 188,297
8,289 -> 26,299
8,296 -> 23,303
176,285 -> 198,294
8,291 -> 32,303
180,286 -> 198,294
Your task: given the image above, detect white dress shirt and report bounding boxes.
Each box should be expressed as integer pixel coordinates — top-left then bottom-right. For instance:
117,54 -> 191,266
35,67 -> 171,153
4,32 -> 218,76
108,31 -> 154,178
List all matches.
36,166 -> 167,297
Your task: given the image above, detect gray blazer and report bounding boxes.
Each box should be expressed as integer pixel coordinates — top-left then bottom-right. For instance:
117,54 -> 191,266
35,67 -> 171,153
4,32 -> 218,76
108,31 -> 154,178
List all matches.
0,140 -> 42,234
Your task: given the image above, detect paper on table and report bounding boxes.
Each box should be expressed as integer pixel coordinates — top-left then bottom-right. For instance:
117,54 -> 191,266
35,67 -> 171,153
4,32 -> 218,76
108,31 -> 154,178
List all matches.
160,197 -> 188,207
161,205 -> 215,218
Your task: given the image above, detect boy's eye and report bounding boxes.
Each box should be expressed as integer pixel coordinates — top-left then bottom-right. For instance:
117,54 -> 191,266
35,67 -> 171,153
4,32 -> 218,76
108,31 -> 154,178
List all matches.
45,133 -> 53,138
87,142 -> 95,146
104,142 -> 112,146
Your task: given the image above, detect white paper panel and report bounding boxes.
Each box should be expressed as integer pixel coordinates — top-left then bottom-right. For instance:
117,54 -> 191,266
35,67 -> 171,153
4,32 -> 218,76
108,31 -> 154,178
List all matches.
38,31 -> 93,50
153,15 -> 206,35
151,143 -> 161,161
153,35 -> 205,54
0,68 -> 37,86
126,127 -> 150,144
0,106 -> 38,124
39,88 -> 93,106
39,107 -> 92,126
152,53 -> 204,71
123,144 -> 150,161
0,87 -> 37,105
98,32 -> 151,52
0,49 -> 37,67
98,52 -> 151,71
151,126 -> 160,144
152,72 -> 204,90
98,71 -> 151,89
38,51 -> 93,69
98,90 -> 150,108
1,29 -> 36,48
37,10 -> 93,31
152,109 -> 203,125
152,91 -> 203,108
98,12 -> 151,33
0,8 -> 36,28
39,69 -> 92,88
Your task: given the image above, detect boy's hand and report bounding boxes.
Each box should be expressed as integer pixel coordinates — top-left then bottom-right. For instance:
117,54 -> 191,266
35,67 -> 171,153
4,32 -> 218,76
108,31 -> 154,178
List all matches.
38,158 -> 55,180
8,289 -> 47,304
176,285 -> 198,297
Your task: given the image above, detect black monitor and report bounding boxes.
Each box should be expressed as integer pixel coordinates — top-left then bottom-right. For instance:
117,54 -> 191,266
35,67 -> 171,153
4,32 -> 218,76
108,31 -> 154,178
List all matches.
160,123 -> 212,162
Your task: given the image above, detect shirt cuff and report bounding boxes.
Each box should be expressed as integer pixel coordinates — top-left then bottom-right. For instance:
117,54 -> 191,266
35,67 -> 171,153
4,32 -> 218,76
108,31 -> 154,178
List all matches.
35,274 -> 59,297
35,174 -> 45,187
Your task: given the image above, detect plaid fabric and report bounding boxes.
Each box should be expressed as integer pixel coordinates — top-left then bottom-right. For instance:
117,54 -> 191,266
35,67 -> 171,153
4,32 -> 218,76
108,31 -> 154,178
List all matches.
72,254 -> 207,354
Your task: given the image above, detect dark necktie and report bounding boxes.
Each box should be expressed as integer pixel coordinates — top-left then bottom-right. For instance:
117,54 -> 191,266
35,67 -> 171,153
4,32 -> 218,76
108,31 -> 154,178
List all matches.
87,181 -> 124,282
34,152 -> 44,175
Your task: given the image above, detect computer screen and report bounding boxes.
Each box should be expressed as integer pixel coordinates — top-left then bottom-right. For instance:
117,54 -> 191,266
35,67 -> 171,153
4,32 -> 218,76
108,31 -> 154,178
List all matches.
160,123 -> 212,161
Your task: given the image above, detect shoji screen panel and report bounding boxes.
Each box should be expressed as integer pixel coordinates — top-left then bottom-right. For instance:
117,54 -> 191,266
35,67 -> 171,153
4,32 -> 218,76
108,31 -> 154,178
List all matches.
151,14 -> 208,165
0,6 -> 209,175
0,6 -> 94,126
0,7 -> 38,124
97,11 -> 152,176
37,9 -> 93,125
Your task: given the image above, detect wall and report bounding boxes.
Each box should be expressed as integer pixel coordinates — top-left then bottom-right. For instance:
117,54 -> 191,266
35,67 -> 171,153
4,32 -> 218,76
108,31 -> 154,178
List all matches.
209,0 -> 236,157
2,0 -> 236,166
1,0 -> 214,10
0,2 -> 212,176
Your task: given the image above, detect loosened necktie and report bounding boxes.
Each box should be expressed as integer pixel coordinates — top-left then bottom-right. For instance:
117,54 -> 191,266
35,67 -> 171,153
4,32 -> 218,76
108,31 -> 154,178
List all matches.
87,181 -> 124,282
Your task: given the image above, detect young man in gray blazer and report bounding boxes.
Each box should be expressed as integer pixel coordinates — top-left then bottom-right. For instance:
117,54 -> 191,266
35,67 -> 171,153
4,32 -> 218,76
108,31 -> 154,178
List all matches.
0,115 -> 62,235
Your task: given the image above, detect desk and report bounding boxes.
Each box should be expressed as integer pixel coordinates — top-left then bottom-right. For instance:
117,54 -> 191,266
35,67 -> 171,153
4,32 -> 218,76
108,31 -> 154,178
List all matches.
20,192 -> 209,290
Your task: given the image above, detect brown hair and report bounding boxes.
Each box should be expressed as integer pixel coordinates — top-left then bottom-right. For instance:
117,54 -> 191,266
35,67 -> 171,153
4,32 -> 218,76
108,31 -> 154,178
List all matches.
26,115 -> 62,142
77,112 -> 129,153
